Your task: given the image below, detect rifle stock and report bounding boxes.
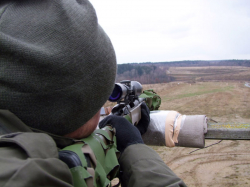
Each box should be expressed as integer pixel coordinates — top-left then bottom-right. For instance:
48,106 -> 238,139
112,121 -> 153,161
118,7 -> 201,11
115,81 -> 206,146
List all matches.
111,97 -> 145,125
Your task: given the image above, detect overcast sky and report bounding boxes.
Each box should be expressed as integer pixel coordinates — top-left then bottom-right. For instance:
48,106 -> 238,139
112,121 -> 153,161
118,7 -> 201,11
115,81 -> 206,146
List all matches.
90,0 -> 250,64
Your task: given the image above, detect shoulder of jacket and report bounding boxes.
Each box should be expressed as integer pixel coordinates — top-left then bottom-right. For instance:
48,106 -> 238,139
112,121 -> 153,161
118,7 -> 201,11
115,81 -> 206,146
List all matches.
0,132 -> 58,158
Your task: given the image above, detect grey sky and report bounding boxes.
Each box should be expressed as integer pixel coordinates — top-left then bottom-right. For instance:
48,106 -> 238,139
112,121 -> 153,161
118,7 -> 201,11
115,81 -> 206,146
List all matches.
90,0 -> 250,64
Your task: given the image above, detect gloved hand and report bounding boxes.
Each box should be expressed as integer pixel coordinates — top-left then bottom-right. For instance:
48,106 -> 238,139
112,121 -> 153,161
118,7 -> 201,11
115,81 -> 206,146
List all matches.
99,115 -> 143,153
136,102 -> 150,135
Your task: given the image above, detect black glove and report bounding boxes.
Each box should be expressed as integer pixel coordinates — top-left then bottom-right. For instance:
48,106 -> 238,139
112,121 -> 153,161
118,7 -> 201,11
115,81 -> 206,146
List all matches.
136,102 -> 150,135
99,115 -> 144,153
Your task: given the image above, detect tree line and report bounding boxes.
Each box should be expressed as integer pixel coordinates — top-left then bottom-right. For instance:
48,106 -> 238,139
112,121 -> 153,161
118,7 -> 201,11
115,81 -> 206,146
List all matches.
116,64 -> 174,84
116,60 -> 250,84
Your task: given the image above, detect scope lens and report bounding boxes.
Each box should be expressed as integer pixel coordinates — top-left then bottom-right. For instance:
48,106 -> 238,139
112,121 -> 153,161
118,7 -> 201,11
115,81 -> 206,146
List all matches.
109,84 -> 122,102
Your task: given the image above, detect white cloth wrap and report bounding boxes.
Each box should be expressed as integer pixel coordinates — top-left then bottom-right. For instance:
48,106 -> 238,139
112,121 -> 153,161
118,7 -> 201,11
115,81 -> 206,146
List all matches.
142,111 -> 207,148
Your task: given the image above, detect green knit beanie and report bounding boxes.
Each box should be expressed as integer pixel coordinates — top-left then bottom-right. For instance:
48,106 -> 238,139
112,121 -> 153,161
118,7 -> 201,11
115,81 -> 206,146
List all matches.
0,0 -> 117,135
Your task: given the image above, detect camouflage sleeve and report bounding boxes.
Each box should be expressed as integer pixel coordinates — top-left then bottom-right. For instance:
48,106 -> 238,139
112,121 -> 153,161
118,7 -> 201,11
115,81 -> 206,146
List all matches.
0,132 -> 73,187
119,144 -> 187,187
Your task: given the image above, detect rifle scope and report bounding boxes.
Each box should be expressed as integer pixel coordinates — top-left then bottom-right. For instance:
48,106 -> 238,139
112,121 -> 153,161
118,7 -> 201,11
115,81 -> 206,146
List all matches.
109,80 -> 142,102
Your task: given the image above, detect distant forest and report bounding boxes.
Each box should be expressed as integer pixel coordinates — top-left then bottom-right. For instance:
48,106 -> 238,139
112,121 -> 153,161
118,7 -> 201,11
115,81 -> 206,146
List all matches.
116,60 -> 250,84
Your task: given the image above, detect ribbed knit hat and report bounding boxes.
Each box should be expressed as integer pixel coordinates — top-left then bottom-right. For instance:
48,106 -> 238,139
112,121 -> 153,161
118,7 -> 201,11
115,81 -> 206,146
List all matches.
0,0 -> 117,135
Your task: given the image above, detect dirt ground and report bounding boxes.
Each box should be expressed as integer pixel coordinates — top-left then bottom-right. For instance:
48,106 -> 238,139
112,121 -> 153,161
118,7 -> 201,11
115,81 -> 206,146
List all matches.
151,140 -> 250,187
146,80 -> 250,187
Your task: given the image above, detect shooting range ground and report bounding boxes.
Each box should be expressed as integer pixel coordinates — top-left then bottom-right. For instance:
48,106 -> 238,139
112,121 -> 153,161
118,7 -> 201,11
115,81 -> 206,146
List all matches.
142,66 -> 250,186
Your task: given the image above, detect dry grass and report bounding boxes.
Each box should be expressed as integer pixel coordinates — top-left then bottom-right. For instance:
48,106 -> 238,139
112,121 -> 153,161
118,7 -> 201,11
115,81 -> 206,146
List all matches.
143,81 -> 250,123
167,66 -> 250,82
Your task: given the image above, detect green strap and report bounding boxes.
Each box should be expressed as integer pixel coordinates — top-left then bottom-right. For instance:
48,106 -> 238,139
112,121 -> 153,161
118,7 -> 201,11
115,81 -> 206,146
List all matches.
60,128 -> 120,187
94,160 -> 110,187
83,134 -> 106,164
63,144 -> 88,168
70,166 -> 90,187
60,144 -> 92,187
94,129 -> 112,142
104,147 -> 120,177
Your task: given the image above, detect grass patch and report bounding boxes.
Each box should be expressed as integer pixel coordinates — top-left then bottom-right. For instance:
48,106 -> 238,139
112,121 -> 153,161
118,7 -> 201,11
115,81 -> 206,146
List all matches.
162,86 -> 234,102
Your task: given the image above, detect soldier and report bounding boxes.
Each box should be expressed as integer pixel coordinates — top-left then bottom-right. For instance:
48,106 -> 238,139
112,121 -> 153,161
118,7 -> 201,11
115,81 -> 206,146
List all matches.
0,0 -> 186,186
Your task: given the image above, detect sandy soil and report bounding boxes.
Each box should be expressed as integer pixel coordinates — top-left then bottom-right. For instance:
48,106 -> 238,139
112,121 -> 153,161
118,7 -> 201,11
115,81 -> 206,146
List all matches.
151,139 -> 250,187
148,81 -> 250,186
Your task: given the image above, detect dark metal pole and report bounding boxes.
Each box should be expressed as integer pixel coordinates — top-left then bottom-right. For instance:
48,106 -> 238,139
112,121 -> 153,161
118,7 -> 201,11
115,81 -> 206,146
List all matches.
205,123 -> 250,140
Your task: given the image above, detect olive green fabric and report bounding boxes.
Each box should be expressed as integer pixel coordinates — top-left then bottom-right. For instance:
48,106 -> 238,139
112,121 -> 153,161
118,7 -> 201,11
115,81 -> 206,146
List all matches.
139,89 -> 161,111
0,133 -> 73,187
61,127 -> 120,187
0,110 -> 75,148
0,110 -> 73,186
119,144 -> 187,187
82,128 -> 120,187
0,110 -> 32,135
0,0 -> 117,136
0,110 -> 186,187
0,110 -> 121,187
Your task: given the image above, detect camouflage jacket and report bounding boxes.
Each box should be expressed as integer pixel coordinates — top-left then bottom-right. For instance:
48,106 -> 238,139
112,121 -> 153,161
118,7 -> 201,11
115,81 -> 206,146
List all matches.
0,110 -> 186,187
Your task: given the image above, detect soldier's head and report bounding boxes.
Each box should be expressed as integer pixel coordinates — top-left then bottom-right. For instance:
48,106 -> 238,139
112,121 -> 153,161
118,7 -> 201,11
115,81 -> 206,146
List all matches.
0,0 -> 116,137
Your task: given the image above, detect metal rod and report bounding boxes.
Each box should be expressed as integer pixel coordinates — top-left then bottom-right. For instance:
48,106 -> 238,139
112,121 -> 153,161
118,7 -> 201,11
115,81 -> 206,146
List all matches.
205,123 -> 250,140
